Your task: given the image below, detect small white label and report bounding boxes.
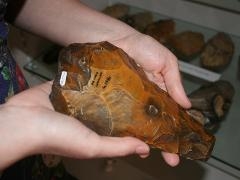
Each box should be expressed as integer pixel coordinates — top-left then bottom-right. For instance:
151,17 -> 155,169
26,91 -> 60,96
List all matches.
59,71 -> 67,87
178,60 -> 221,82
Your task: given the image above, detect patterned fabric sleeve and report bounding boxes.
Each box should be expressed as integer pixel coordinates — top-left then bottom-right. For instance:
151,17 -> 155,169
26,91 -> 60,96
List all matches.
0,0 -> 28,104
0,40 -> 29,104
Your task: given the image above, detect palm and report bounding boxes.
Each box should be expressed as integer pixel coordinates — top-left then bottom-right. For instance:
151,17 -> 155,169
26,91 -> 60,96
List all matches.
113,33 -> 191,109
3,82 -> 151,167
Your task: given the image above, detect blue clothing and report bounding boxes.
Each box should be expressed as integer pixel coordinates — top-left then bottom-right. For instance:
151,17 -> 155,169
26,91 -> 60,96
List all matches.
0,0 -> 28,104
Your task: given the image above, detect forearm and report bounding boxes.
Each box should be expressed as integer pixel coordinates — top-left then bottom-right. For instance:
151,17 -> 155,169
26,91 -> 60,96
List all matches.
11,0 -> 137,46
0,105 -> 41,170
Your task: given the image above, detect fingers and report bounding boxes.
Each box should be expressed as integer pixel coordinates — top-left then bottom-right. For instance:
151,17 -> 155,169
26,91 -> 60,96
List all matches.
161,151 -> 180,167
88,136 -> 150,159
6,81 -> 53,108
155,53 -> 191,109
121,34 -> 191,109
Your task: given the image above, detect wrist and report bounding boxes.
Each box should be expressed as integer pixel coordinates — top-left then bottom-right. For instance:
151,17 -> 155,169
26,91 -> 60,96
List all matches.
0,104 -> 43,169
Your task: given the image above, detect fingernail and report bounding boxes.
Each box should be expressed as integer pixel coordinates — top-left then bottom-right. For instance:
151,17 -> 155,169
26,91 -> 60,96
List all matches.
139,153 -> 149,158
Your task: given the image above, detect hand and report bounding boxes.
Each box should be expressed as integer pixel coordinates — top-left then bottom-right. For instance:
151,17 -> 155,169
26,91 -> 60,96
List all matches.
111,32 -> 192,166
0,82 -> 149,170
11,0 -> 190,167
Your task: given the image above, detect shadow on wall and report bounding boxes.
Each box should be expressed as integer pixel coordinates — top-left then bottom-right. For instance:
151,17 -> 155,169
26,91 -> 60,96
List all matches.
125,149 -> 206,180
64,149 -> 206,180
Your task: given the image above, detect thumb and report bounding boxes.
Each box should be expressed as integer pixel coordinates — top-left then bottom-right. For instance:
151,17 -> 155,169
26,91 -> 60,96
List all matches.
41,112 -> 149,159
88,136 -> 150,158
